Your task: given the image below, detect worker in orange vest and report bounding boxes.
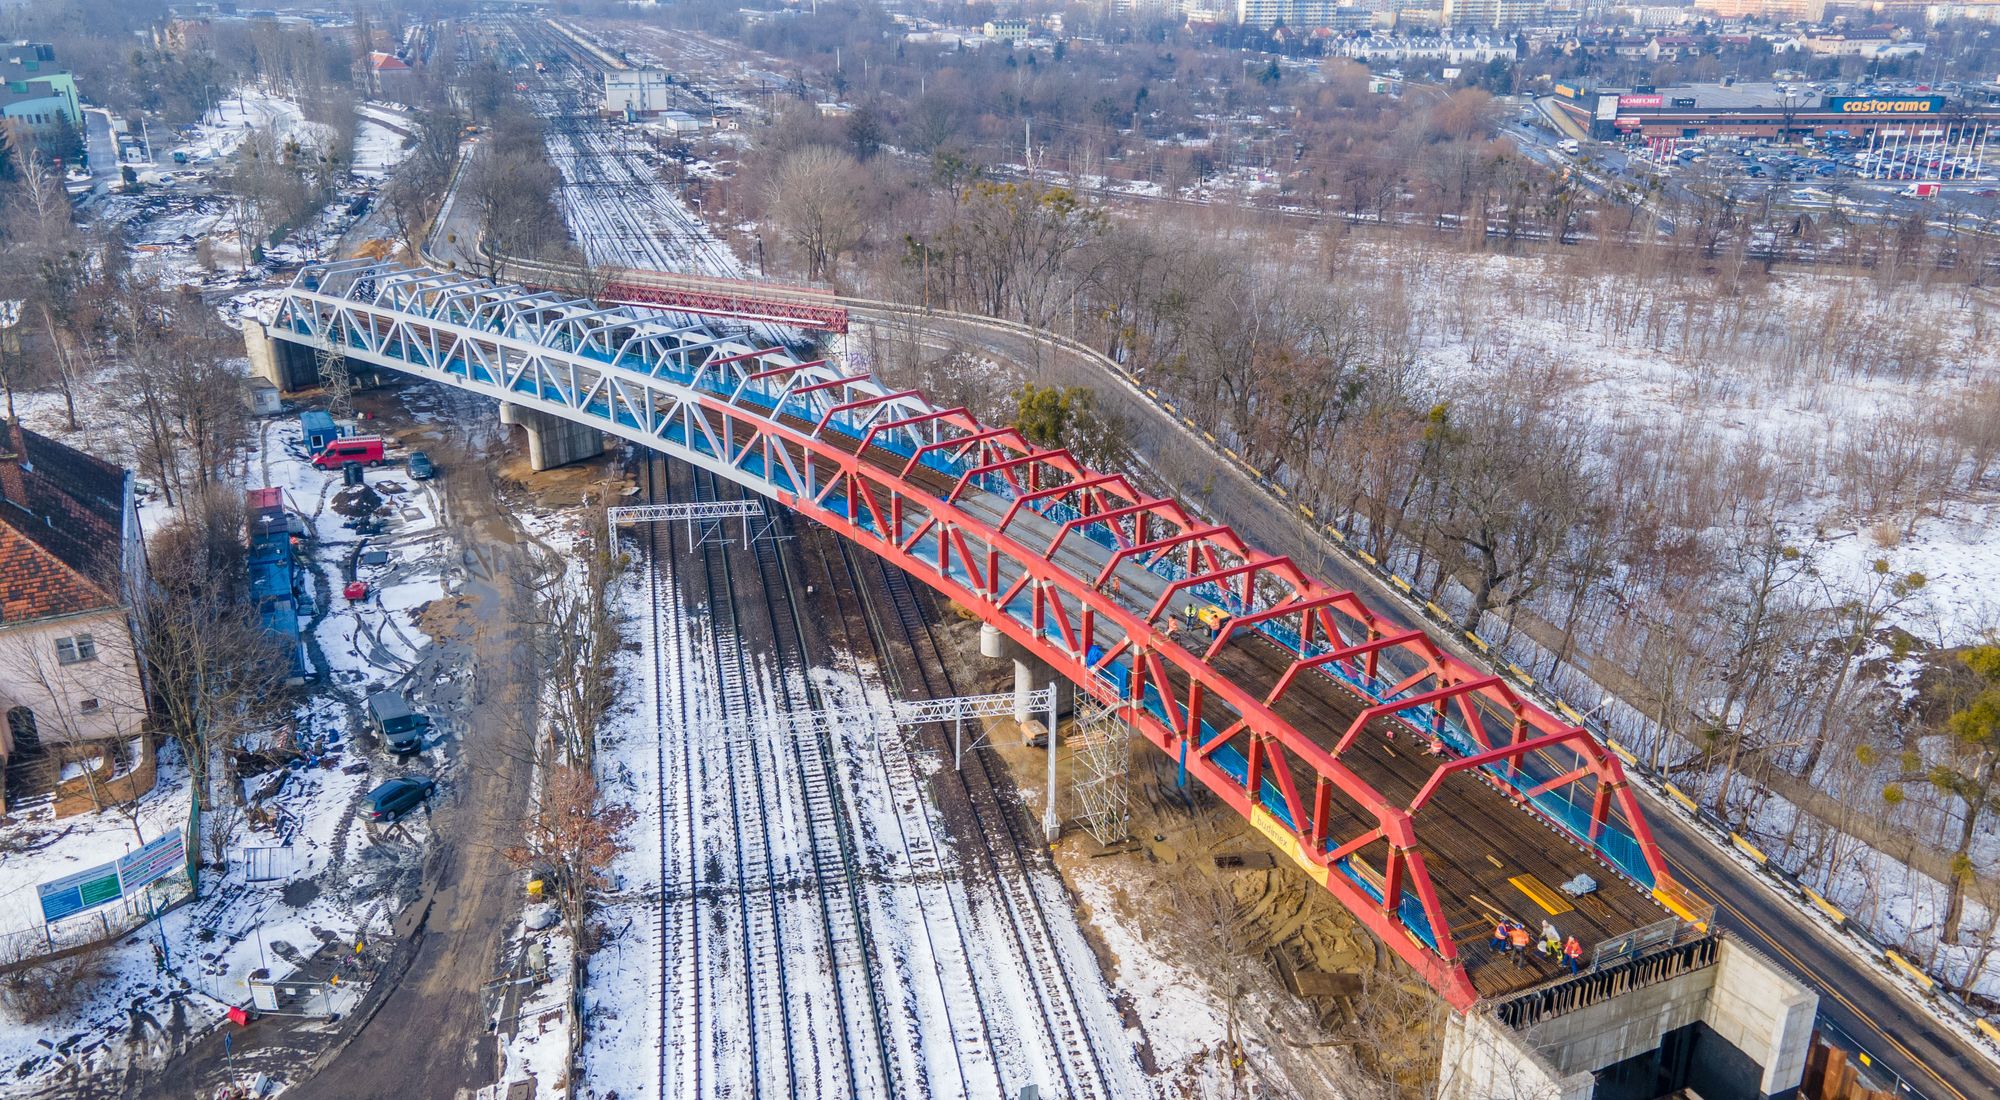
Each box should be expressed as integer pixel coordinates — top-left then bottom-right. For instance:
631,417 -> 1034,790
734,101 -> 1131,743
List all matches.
1490,919 -> 1509,953
1563,935 -> 1583,974
1507,922 -> 1534,967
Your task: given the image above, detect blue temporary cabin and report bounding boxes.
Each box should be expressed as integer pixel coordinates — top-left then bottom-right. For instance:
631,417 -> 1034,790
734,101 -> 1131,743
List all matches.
300,410 -> 343,453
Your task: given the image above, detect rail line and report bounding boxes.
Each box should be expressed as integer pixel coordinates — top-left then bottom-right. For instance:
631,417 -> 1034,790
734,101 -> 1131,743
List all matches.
683,457 -> 790,1099
738,493 -> 897,1097
811,539 -> 1013,1096
832,540 -> 1120,1099
640,456 -> 701,1100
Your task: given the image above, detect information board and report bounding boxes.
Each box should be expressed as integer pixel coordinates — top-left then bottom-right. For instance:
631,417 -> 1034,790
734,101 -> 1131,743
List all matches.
37,861 -> 122,923
35,829 -> 189,924
117,830 -> 186,892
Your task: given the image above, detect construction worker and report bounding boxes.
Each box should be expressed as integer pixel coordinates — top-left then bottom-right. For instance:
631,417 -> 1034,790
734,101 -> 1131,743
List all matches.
1563,936 -> 1583,974
1490,919 -> 1509,954
1507,922 -> 1533,967
1183,603 -> 1197,628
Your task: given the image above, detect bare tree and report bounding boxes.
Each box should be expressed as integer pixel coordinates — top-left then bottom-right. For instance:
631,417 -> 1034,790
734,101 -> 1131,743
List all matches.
537,507 -> 622,762
138,503 -> 294,803
764,145 -> 871,283
502,761 -> 634,950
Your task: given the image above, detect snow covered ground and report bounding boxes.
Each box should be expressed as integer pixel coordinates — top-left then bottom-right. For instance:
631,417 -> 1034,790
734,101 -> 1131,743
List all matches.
580,528 -> 1152,1099
351,116 -> 413,181
0,410 -> 457,1092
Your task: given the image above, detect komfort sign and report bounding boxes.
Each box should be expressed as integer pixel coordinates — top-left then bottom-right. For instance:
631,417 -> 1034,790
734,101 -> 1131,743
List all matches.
1825,95 -> 1945,114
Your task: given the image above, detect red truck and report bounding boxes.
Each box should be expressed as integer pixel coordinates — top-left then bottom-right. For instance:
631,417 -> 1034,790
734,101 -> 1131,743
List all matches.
312,435 -> 387,469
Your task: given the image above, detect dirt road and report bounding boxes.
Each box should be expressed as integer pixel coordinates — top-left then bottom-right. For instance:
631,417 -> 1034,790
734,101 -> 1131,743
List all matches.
284,386 -> 552,1100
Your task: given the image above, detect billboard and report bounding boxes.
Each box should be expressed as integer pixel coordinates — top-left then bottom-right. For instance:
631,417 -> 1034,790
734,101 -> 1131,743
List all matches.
1619,94 -> 1664,108
1596,97 -> 1620,120
37,861 -> 122,923
1824,95 -> 1945,114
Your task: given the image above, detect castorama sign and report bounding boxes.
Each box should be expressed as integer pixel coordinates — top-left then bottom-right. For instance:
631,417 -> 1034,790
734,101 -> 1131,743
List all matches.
1823,95 -> 1945,114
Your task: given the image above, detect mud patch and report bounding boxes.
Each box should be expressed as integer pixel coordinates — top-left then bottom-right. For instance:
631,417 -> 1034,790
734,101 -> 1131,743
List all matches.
332,486 -> 385,518
413,594 -> 481,648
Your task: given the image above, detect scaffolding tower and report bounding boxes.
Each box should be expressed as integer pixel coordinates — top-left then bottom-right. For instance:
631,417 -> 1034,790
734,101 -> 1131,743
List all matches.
318,342 -> 354,424
1071,692 -> 1132,846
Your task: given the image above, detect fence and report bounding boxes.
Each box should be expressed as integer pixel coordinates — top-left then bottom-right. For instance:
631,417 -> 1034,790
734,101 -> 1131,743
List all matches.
0,874 -> 195,973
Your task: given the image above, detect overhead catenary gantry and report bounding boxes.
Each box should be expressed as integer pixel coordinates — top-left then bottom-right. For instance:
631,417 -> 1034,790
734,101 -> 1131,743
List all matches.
268,259 -> 1696,1009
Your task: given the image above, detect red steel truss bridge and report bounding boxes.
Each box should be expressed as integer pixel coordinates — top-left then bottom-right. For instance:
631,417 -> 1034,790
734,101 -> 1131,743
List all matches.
271,260 -> 1705,1008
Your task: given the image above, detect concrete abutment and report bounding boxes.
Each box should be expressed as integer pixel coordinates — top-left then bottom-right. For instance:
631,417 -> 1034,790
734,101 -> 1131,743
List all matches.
1440,935 -> 1814,1100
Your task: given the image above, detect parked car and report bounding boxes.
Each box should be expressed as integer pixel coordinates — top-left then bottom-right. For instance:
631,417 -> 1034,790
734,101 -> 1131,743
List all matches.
367,776 -> 437,822
312,435 -> 387,469
366,691 -> 432,753
407,451 -> 435,480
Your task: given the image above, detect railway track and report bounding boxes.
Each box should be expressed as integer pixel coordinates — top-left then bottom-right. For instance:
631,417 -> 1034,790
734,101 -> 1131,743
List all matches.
499,16 -> 746,280
811,541 -> 1013,1097
829,540 -> 1124,1100
739,494 -> 898,1098
640,456 -> 702,1100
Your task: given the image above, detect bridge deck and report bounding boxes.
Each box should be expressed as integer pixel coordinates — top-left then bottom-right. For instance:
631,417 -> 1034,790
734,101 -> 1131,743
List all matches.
791,412 -> 1662,1000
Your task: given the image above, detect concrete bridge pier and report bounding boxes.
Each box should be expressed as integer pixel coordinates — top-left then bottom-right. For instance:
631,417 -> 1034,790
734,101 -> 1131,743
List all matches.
499,402 -> 606,471
243,317 -> 321,392
980,622 -> 1063,842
